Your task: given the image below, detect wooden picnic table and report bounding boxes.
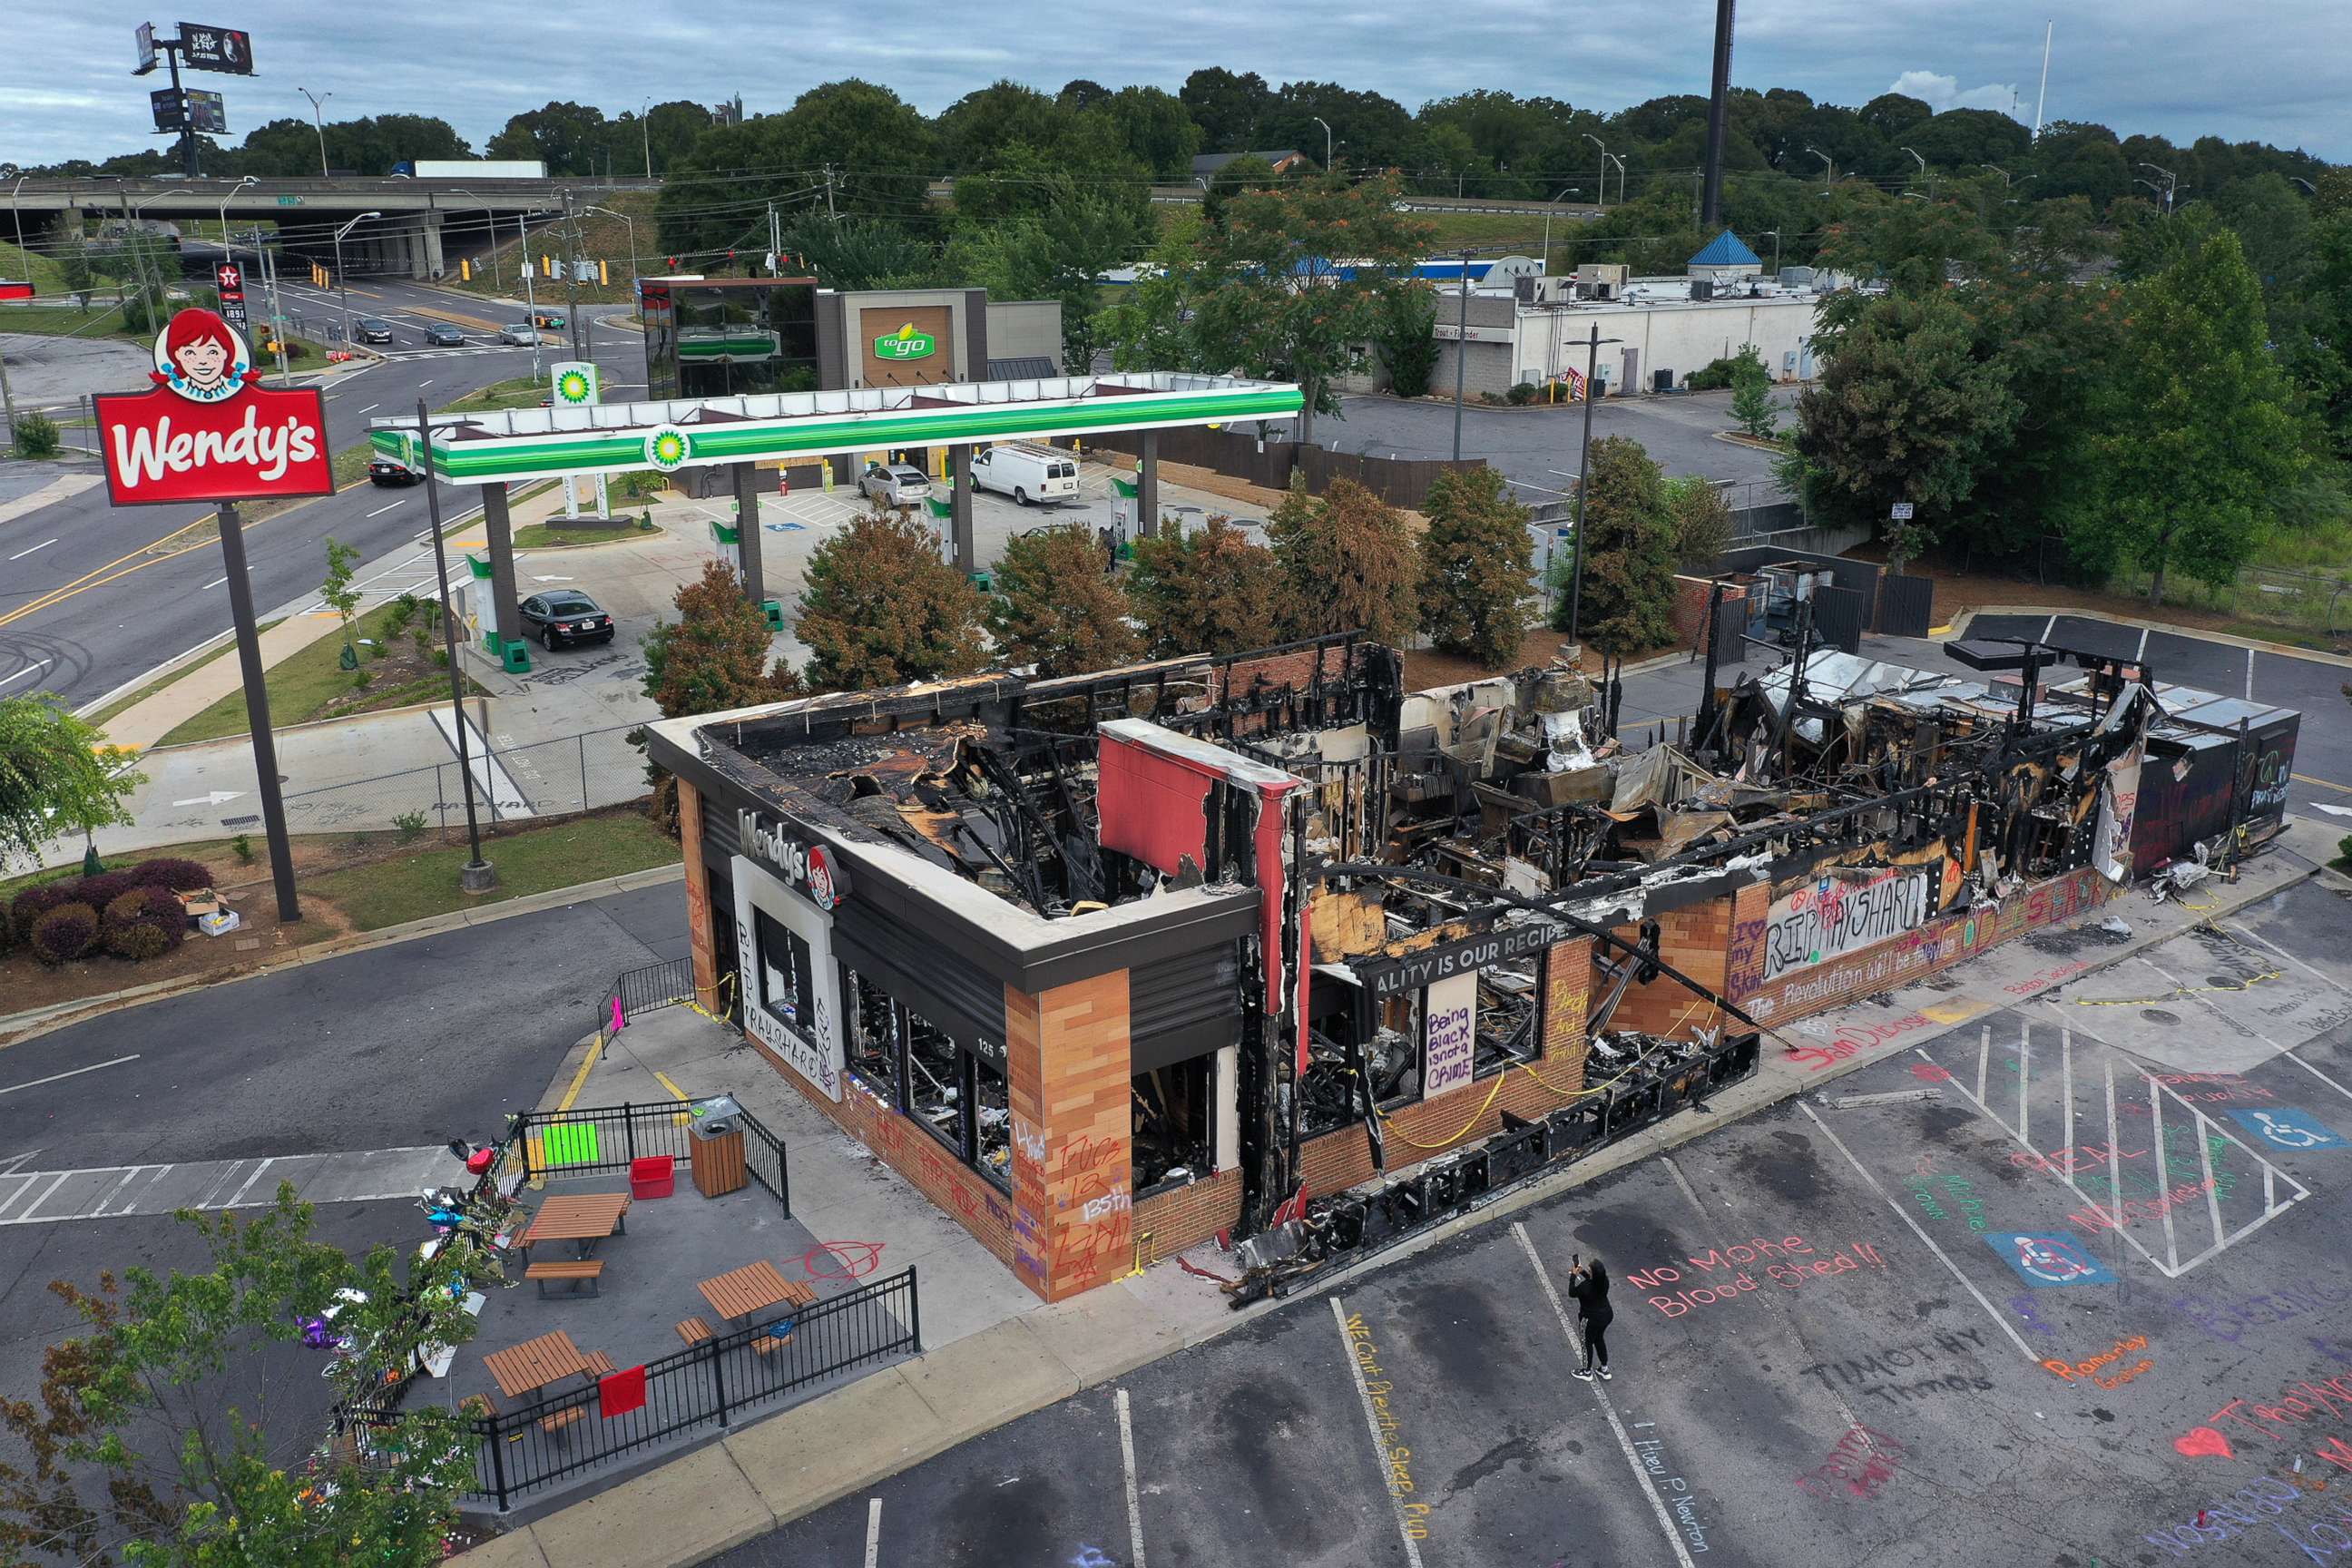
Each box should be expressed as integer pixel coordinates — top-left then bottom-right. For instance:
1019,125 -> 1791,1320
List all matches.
482,1329 -> 590,1401
519,1193 -> 631,1260
697,1261 -> 817,1329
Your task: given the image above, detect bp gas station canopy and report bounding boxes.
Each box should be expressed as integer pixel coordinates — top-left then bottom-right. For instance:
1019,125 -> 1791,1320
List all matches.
367,369 -> 1303,486
366,368 -> 1302,676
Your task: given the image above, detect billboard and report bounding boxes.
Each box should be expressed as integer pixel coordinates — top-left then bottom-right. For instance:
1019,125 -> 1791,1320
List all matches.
134,21 -> 158,74
94,309 -> 333,505
150,87 -> 227,134
178,23 -> 253,74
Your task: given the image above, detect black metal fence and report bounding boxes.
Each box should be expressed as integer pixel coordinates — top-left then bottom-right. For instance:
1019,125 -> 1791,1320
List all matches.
597,956 -> 701,1043
466,1266 -> 922,1510
514,1100 -> 789,1215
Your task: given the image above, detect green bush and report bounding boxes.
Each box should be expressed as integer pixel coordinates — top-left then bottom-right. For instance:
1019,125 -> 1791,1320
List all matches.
1505,381 -> 1540,406
131,857 -> 212,891
0,902 -> 15,956
394,809 -> 428,844
231,832 -> 255,864
29,903 -> 101,965
105,921 -> 171,961
103,886 -> 188,960
12,412 -> 61,458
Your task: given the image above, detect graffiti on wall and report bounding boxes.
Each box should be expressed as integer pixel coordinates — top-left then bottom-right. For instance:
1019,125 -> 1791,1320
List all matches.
1760,869 -> 1933,983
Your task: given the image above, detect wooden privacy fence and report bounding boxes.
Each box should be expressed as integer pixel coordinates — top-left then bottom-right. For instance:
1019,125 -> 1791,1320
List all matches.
1084,426 -> 1485,512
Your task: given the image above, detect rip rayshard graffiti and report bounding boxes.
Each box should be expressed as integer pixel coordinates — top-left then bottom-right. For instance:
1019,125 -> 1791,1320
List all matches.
1760,869 -> 1934,983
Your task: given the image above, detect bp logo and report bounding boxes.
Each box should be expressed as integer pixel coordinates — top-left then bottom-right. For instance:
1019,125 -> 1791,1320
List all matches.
644,425 -> 691,471
553,367 -> 596,406
872,322 -> 936,362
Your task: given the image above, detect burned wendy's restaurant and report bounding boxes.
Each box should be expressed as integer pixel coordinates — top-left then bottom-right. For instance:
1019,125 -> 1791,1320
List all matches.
642,629 -> 2297,1302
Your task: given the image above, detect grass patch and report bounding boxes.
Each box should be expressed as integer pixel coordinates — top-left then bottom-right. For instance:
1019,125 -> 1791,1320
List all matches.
158,599 -> 481,747
305,810 -> 679,931
514,518 -> 655,547
83,622 -> 282,732
0,299 -> 146,343
443,192 -> 655,306
440,376 -> 546,414
0,238 -> 65,292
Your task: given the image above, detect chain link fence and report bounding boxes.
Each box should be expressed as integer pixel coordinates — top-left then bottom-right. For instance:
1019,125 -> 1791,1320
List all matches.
276,722 -> 652,842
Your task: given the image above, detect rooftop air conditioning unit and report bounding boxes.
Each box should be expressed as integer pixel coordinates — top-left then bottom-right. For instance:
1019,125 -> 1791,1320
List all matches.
1690,279 -> 1715,301
1514,276 -> 1537,303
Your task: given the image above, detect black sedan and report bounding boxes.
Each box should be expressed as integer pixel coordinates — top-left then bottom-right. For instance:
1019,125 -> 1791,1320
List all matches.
518,591 -> 615,652
367,456 -> 424,486
353,317 -> 397,344
423,322 -> 466,347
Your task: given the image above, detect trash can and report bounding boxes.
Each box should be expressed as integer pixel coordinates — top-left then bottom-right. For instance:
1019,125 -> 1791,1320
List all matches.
688,1098 -> 747,1198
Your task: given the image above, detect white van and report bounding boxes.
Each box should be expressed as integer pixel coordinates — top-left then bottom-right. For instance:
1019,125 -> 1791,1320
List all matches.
969,443 -> 1082,507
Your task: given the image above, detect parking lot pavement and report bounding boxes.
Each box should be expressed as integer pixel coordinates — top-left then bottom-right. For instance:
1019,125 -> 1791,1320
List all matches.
713,875 -> 2352,1568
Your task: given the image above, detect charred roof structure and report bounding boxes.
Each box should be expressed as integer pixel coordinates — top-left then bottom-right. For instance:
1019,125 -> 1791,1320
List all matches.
646,623 -> 2298,1303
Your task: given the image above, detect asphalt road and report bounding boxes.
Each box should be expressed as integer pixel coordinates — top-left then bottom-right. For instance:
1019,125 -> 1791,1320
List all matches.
719,876 -> 2352,1568
0,279 -> 646,709
1329,387 -> 1798,506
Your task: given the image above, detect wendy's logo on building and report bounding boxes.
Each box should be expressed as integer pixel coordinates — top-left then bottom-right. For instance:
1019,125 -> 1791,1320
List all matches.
151,308 -> 259,405
740,809 -> 850,910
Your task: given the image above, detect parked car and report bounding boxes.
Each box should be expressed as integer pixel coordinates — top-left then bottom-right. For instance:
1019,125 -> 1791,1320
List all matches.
518,591 -> 615,651
498,323 -> 540,346
367,456 -> 425,486
353,317 -> 396,345
423,322 -> 466,347
859,462 -> 932,506
969,443 -> 1081,506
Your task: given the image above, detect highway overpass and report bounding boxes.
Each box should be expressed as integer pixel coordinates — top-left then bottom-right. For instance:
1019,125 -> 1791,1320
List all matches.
5,175 -> 658,281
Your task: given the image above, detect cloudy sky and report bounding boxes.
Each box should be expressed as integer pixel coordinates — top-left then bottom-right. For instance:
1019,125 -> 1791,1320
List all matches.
5,1 -> 2345,168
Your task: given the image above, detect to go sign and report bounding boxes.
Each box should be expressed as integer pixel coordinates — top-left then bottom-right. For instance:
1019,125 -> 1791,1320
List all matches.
872,323 -> 936,362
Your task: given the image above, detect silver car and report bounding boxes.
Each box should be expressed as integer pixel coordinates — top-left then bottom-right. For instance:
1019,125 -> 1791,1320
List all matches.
859,462 -> 932,506
498,323 -> 540,347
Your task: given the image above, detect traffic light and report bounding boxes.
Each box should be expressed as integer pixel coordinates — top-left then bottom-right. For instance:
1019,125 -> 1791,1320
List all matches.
459,258 -> 471,282
598,260 -> 608,287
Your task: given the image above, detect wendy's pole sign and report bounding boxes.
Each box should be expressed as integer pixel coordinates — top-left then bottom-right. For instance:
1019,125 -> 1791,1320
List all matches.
93,309 -> 334,921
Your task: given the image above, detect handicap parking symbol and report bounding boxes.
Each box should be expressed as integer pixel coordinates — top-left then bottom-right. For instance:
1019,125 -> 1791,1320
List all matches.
2226,1108 -> 2349,1152
1984,1230 -> 2117,1289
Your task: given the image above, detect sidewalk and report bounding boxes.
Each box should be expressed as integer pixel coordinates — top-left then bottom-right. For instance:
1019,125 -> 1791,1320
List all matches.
457,818 -> 2339,1568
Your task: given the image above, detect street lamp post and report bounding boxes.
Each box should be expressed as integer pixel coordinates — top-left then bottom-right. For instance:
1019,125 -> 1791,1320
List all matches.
585,205 -> 637,299
1806,147 -> 1835,191
1604,152 -> 1625,205
215,173 -> 256,249
130,190 -> 174,323
1450,248 -> 1474,462
412,397 -> 495,894
331,210 -> 380,344
1541,187 -> 1580,277
1900,146 -> 1929,194
2138,162 -> 2178,216
1565,322 -> 1624,648
640,98 -> 653,178
448,187 -> 501,291
7,174 -> 24,264
1583,132 -> 1608,208
299,88 -> 332,178
1759,229 -> 1780,277
1313,116 -> 1333,170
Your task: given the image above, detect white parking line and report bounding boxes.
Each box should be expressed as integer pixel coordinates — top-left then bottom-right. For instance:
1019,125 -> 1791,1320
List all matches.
1798,1101 -> 2037,1357
0,659 -> 54,690
416,378 -> 434,388
1511,1224 -> 1696,1568
226,1157 -> 276,1208
365,499 -> 408,518
1117,1387 -> 1148,1568
357,403 -> 379,414
0,1054 -> 141,1098
201,575 -> 228,590
1328,1297 -> 1425,1568
6,537 -> 57,561
863,1498 -> 882,1568
2246,649 -> 2256,701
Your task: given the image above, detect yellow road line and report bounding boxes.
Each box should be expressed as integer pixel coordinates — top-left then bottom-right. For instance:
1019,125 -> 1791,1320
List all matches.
555,1035 -> 603,1113
2295,773 -> 2352,796
652,1071 -> 689,1102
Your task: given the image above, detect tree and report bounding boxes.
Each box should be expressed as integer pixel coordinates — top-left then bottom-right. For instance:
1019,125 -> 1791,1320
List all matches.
2057,217 -> 2310,603
320,536 -> 362,667
1418,466 -> 1533,667
944,175 -> 1142,367
1170,172 -> 1434,442
56,234 -> 93,308
1266,476 -> 1420,643
485,101 -> 609,175
1569,436 -> 1682,653
1200,152 -> 1278,230
1180,67 -> 1275,153
988,526 -> 1140,676
641,559 -> 802,720
1857,93 -> 1934,141
1786,289 -> 2022,571
1663,475 -> 1735,567
797,504 -> 991,691
1127,517 -> 1294,658
0,1185 -> 485,1568
0,696 -> 142,869
1103,86 -> 1201,182
1369,281 -> 1440,397
776,211 -> 937,292
659,83 -> 934,259
1101,216 -> 1205,375
1730,358 -> 1778,440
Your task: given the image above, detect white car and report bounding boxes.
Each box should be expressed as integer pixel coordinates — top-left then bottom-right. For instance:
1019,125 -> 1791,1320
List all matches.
970,443 -> 1081,506
860,462 -> 932,506
498,323 -> 540,347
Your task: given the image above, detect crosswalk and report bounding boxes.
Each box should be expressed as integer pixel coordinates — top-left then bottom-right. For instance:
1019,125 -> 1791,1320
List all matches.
0,1146 -> 456,1226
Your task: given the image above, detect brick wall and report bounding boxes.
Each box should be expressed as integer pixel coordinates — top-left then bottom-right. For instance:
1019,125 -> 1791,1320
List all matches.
1298,936 -> 1592,1200
1594,901 -> 1732,1038
1132,1167 -> 1244,1263
676,779 -> 720,1014
1671,575 -> 1747,656
1028,972 -> 1139,1301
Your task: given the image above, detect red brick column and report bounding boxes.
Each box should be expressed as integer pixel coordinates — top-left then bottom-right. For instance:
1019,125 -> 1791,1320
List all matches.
676,777 -> 720,1015
1013,971 -> 1137,1301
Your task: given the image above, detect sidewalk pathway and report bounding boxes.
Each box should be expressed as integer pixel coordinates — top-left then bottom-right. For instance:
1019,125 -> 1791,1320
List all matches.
456,818 -> 2339,1564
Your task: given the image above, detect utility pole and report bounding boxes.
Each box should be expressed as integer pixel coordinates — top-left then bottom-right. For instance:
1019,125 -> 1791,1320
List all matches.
1698,0 -> 1735,230
520,219 -> 544,380
560,187 -> 584,361
1564,322 -> 1622,648
641,97 -> 653,177
415,397 -> 495,895
0,337 -> 19,456
823,164 -> 838,220
255,226 -> 288,380
1449,248 -> 1473,462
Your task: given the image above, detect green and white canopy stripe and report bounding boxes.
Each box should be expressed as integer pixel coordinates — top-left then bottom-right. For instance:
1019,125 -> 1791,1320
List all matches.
369,371 -> 1301,486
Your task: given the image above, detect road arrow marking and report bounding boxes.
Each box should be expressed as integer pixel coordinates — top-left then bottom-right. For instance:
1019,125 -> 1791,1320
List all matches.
173,790 -> 247,807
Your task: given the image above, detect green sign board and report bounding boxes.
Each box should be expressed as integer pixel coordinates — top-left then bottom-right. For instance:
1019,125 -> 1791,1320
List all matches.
275,194 -> 304,206
679,328 -> 779,363
872,323 -> 936,362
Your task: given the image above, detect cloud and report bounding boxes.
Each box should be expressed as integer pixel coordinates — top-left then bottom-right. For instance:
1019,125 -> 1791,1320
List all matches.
1888,71 -> 2022,115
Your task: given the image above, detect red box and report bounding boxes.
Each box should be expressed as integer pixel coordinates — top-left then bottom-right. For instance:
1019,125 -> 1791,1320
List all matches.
629,1156 -> 675,1200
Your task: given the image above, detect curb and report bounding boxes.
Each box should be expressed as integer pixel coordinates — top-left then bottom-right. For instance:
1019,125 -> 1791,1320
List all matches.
1942,605 -> 2352,670
457,832 -> 2328,1565
0,862 -> 683,1051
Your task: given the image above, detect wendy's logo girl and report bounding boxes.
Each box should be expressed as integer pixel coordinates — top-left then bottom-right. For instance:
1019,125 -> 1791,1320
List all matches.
151,308 -> 260,405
